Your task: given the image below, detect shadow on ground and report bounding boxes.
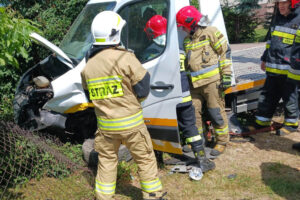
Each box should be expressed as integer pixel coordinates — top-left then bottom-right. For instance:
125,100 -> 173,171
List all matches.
261,162 -> 300,200
251,131 -> 300,156
115,184 -> 143,200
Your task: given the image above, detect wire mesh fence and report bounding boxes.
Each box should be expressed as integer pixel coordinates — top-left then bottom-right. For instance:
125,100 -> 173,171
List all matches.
0,121 -> 94,200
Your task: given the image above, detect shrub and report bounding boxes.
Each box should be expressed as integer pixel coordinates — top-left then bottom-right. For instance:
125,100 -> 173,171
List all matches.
221,0 -> 261,43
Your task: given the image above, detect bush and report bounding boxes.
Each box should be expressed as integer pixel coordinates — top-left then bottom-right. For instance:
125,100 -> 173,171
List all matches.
10,0 -> 89,60
0,7 -> 41,121
222,0 -> 261,43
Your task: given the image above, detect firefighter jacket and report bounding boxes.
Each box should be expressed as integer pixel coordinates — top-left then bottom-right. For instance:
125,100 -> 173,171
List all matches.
177,52 -> 192,107
261,9 -> 298,76
184,26 -> 232,88
81,46 -> 150,132
287,6 -> 300,81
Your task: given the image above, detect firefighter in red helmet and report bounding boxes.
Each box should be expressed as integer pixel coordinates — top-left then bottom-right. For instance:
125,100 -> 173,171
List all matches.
285,0 -> 300,150
176,6 -> 233,157
144,15 -> 216,173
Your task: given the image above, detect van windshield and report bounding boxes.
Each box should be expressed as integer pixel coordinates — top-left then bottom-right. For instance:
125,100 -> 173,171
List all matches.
60,2 -> 116,61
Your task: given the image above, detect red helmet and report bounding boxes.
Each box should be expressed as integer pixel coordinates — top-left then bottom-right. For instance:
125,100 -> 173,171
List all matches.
176,6 -> 202,31
144,15 -> 167,40
292,0 -> 300,8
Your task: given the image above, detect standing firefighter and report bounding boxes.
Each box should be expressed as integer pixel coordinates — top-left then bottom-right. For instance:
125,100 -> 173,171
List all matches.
285,0 -> 300,150
144,15 -> 215,172
81,11 -> 166,200
256,0 -> 299,135
176,6 -> 232,156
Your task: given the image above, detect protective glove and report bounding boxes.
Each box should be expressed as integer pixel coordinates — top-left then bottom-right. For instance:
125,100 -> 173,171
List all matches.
221,74 -> 232,89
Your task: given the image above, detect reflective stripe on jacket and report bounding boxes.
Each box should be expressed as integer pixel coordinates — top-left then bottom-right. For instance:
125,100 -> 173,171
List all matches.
184,26 -> 232,88
261,10 -> 299,76
288,6 -> 300,80
178,52 -> 192,107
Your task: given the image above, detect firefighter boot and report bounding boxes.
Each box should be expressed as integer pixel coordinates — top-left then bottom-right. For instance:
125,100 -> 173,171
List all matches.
210,133 -> 229,156
277,126 -> 298,136
194,150 -> 216,173
143,191 -> 167,200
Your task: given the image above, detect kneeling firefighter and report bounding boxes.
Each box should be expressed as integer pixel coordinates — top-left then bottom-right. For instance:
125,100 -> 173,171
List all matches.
176,6 -> 233,156
144,15 -> 215,172
81,11 -> 166,200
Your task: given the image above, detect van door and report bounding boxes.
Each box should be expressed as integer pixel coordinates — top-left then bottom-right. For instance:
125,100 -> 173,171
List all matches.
117,0 -> 183,154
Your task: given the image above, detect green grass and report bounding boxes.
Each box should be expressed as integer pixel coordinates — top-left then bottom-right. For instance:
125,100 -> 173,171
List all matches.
5,127 -> 300,200
254,27 -> 268,42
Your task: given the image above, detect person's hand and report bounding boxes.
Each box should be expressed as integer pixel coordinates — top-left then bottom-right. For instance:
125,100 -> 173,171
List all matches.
222,75 -> 232,89
261,61 -> 266,71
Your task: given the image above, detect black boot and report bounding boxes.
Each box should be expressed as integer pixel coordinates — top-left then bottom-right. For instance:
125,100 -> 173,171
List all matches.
194,150 -> 216,173
143,191 -> 167,200
292,143 -> 300,151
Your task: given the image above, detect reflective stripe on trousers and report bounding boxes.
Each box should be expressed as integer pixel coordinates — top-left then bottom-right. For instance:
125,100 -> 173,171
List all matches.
95,180 -> 116,195
182,91 -> 192,103
284,118 -> 299,126
140,178 -> 162,193
255,116 -> 272,126
215,125 -> 228,135
186,134 -> 202,143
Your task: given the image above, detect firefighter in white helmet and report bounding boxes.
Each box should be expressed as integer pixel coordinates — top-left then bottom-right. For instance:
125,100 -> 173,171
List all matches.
176,6 -> 233,156
255,0 -> 299,135
81,11 -> 166,200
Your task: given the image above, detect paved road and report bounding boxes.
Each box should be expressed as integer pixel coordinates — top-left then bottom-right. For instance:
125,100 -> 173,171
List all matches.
231,43 -> 266,85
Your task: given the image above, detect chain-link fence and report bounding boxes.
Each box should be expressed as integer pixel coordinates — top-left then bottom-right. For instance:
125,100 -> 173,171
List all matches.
0,121 -> 94,200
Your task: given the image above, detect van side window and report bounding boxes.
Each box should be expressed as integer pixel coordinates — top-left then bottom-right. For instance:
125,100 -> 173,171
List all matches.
118,0 -> 169,63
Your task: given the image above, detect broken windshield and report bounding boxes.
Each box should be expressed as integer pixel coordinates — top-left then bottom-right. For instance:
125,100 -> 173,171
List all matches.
60,2 -> 116,61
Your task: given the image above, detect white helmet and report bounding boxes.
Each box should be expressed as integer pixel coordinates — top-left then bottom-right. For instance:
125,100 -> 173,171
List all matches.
91,11 -> 126,46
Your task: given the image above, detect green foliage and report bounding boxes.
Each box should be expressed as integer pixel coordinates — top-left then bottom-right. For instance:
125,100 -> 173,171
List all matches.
117,161 -> 138,183
10,0 -> 89,59
1,132 -> 72,188
0,7 -> 41,122
0,7 -> 40,68
190,0 -> 199,9
0,97 -> 14,121
253,27 -> 268,42
222,0 -> 261,43
54,142 -> 84,165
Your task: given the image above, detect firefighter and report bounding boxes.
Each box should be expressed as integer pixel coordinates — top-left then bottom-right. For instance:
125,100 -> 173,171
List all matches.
285,0 -> 300,149
256,0 -> 299,135
144,15 -> 216,172
81,11 -> 166,200
176,6 -> 232,156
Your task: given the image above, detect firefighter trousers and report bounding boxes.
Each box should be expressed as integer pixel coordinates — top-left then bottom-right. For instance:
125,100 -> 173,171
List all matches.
177,102 -> 203,151
256,75 -> 299,128
94,124 -> 162,200
191,80 -> 229,145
